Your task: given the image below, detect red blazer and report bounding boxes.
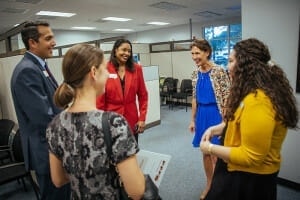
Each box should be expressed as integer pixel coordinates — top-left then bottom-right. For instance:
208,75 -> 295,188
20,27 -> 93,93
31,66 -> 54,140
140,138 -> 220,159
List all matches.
96,62 -> 148,134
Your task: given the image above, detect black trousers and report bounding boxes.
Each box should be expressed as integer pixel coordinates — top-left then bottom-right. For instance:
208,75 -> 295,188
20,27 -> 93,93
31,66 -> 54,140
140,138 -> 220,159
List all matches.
37,173 -> 70,200
205,159 -> 278,200
134,133 -> 139,144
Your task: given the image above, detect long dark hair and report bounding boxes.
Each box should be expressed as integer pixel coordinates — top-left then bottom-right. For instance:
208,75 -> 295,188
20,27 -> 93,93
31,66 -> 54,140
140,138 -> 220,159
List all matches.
110,39 -> 135,71
224,38 -> 298,128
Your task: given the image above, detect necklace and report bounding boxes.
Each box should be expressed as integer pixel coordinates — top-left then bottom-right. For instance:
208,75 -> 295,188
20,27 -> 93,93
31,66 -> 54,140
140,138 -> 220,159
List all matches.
198,63 -> 212,80
199,71 -> 203,80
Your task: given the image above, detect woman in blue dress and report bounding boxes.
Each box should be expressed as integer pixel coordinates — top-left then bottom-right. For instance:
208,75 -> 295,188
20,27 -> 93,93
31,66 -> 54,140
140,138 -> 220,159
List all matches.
188,39 -> 231,200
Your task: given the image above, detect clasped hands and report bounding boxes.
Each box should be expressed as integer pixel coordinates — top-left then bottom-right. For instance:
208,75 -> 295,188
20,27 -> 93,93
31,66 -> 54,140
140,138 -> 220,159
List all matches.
200,128 -> 214,154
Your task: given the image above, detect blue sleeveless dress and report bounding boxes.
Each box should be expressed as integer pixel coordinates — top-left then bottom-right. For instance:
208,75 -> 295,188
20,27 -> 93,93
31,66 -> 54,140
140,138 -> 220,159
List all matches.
192,70 -> 222,147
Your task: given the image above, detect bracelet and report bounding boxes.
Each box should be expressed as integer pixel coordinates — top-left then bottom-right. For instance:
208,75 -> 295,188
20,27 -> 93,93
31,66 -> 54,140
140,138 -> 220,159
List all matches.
208,143 -> 214,154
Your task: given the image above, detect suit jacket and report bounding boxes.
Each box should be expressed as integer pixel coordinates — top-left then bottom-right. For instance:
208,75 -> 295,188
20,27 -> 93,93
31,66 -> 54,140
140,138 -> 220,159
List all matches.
96,62 -> 148,134
10,52 -> 60,174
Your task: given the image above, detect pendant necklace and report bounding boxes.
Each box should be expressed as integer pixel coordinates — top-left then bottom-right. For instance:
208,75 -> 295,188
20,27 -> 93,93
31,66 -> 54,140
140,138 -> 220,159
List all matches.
199,71 -> 203,80
198,66 -> 203,80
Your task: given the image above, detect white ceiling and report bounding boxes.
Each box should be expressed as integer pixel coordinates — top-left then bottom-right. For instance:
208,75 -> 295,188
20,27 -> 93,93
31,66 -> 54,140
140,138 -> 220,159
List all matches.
0,0 -> 241,35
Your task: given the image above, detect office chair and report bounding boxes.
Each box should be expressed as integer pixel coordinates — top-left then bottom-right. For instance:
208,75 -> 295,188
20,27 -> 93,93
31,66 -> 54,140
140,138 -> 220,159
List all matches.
0,119 -> 15,164
160,77 -> 176,107
0,129 -> 40,200
171,79 -> 193,111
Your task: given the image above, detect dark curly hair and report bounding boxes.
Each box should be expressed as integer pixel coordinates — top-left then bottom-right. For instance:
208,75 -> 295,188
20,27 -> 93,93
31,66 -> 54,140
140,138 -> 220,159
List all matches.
110,39 -> 135,72
224,38 -> 298,128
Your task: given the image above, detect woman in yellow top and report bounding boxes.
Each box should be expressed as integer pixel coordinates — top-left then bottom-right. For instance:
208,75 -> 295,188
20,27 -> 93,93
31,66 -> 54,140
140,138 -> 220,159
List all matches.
200,38 -> 298,200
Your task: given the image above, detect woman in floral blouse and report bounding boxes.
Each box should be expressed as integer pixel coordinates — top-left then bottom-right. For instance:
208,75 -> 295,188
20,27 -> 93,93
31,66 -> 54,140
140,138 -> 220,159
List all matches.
188,39 -> 231,200
46,44 -> 145,200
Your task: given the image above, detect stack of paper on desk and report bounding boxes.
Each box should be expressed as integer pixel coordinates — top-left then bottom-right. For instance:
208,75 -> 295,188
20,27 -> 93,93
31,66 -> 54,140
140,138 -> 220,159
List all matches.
137,150 -> 171,188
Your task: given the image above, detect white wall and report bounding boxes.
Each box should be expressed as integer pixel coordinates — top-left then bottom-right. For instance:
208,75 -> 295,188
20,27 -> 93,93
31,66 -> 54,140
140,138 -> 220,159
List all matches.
242,0 -> 300,183
0,56 -> 20,122
150,51 -> 195,83
53,30 -> 101,46
151,52 -> 173,77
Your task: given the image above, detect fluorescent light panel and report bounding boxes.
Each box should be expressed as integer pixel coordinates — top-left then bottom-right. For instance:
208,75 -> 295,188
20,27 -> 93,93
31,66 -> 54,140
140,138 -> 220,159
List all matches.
113,29 -> 134,32
147,21 -> 169,25
36,11 -> 76,17
71,27 -> 96,30
102,17 -> 131,22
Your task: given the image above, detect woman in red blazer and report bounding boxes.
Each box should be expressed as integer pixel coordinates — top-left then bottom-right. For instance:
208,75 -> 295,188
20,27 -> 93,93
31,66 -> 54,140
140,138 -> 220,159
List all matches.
96,39 -> 148,143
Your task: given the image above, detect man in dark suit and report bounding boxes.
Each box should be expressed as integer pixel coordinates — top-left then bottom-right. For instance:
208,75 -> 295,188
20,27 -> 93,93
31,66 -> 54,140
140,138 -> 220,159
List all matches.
10,21 -> 70,199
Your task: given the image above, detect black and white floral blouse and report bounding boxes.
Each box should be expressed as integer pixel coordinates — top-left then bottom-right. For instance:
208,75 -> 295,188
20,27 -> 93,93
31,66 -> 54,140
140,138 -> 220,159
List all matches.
46,110 -> 139,200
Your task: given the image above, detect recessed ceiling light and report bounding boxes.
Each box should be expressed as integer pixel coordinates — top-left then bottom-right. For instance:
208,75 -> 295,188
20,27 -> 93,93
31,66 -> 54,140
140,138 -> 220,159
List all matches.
71,27 -> 96,30
147,22 -> 170,26
149,2 -> 186,10
36,11 -> 76,17
113,29 -> 134,32
102,17 -> 132,22
194,11 -> 222,17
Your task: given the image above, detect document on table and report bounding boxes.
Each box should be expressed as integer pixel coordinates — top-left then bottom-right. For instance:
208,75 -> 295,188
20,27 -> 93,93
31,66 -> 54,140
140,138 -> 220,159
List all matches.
137,150 -> 171,188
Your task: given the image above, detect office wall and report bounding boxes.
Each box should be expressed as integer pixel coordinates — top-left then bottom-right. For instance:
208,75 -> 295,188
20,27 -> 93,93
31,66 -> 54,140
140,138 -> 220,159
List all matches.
151,52 -> 172,77
150,51 -> 195,83
54,30 -> 101,46
132,43 -> 151,66
242,0 -> 300,183
0,55 -> 19,122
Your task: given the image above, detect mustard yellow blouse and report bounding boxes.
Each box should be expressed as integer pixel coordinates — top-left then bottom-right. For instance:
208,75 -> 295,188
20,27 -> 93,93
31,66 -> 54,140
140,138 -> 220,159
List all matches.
225,89 -> 287,174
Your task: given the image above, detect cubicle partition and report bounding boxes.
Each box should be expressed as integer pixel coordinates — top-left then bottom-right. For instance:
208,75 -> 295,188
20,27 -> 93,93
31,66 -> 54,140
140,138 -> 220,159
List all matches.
142,65 -> 161,128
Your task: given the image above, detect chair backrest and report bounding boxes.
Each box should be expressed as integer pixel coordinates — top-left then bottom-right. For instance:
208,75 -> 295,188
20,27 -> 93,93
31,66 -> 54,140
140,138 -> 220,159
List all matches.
163,77 -> 173,83
11,129 -> 24,162
180,79 -> 193,93
0,119 -> 15,146
173,78 -> 179,93
162,77 -> 175,93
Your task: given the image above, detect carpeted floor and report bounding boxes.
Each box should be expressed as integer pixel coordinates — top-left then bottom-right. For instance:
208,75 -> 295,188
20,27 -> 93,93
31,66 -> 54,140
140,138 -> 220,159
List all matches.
0,105 -> 299,200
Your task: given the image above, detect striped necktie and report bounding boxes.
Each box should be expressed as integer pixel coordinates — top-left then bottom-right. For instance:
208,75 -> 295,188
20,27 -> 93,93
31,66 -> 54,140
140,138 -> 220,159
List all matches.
44,63 -> 58,88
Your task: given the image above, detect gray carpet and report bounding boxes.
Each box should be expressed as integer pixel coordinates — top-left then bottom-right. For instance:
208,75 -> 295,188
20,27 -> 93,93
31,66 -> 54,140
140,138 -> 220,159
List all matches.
0,105 -> 299,199
139,106 -> 204,199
